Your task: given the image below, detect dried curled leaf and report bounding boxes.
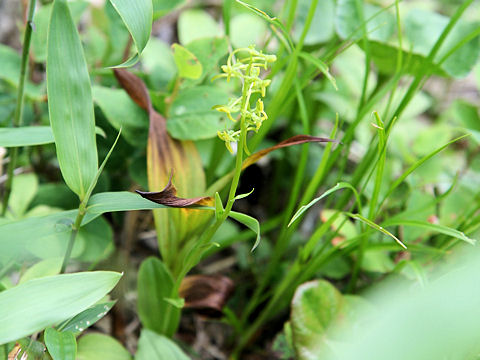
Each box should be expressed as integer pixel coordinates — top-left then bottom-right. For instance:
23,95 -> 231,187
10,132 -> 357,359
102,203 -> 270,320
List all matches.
179,275 -> 235,318
136,175 -> 212,208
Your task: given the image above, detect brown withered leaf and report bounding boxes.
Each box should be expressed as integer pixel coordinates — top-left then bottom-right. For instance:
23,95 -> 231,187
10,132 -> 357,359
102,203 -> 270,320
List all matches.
114,69 -> 212,264
179,275 -> 235,318
136,174 -> 212,208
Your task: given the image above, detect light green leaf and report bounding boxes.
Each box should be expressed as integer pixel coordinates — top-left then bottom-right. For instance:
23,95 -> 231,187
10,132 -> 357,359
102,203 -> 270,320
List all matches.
230,13 -> 267,48
153,0 -> 186,19
335,0 -> 395,42
93,85 -> 148,146
108,0 -> 153,67
86,191 -> 166,215
0,126 -> 54,147
177,9 -> 222,45
405,9 -> 480,78
229,211 -> 261,251
137,258 -> 180,337
289,182 -> 361,227
77,333 -> 131,360
44,328 -> 76,360
0,44 -> 43,99
171,43 -> 202,79
8,173 -> 38,219
185,37 -> 229,84
167,85 -> 230,140
58,301 -> 116,335
18,258 -> 62,284
135,329 -> 189,360
293,0 -> 335,45
0,271 -> 121,344
47,0 -> 98,200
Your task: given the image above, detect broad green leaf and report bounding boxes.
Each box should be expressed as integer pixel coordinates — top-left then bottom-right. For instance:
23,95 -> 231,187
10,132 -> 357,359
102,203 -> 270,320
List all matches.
153,0 -> 186,19
171,44 -> 202,80
293,0 -> 335,45
141,38 -> 177,89
291,280 -> 372,360
185,37 -> 229,84
8,173 -> 38,219
32,1 -> 89,63
93,85 -> 148,146
177,9 -> 222,45
137,258 -> 180,337
167,85 -> 230,140
86,191 -> 166,215
76,216 -> 113,262
0,126 -> 54,147
108,0 -> 153,67
291,280 -> 343,359
230,13 -> 267,48
289,182 -> 361,227
58,301 -> 116,335
77,333 -> 131,360
335,0 -> 395,42
0,271 -> 121,344
44,328 -> 76,360
405,9 -> 480,78
47,0 -> 98,200
229,211 -> 261,251
0,44 -> 43,99
18,258 -> 62,284
135,329 -> 189,360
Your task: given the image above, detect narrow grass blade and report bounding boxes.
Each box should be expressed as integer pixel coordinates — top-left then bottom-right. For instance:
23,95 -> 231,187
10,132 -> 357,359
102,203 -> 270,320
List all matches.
289,182 -> 361,227
298,52 -> 337,90
381,134 -> 469,207
382,219 -> 476,246
0,271 -> 121,344
108,0 -> 152,67
347,213 -> 407,249
47,0 -> 98,200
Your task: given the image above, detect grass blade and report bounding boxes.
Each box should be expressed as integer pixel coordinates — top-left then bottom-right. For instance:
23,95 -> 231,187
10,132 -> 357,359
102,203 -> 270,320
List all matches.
347,213 -> 407,249
289,182 -> 361,227
47,0 -> 98,200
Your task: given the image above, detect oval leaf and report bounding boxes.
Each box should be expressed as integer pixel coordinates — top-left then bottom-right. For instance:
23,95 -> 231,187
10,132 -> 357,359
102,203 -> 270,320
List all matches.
135,329 -> 189,360
77,333 -> 131,360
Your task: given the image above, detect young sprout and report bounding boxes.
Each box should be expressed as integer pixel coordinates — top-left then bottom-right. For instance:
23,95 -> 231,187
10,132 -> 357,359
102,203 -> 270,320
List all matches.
213,45 -> 276,154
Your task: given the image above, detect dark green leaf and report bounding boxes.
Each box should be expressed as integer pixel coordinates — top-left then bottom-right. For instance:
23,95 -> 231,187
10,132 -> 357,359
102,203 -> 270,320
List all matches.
137,258 -> 180,336
58,301 -> 116,335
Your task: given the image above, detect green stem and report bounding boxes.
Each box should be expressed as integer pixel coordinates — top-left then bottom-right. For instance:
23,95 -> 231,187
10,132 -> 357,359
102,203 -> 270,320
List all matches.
1,0 -> 37,217
60,202 -> 86,273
